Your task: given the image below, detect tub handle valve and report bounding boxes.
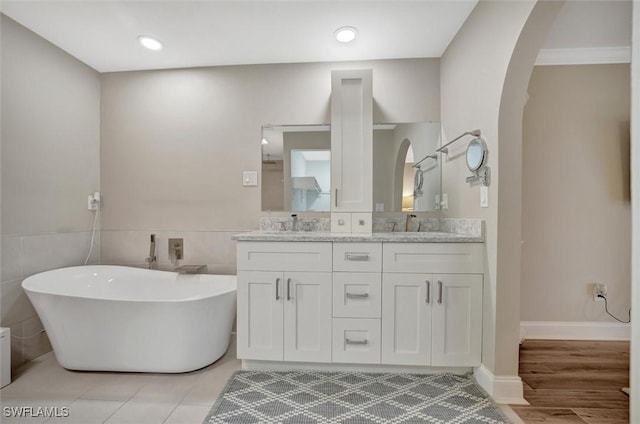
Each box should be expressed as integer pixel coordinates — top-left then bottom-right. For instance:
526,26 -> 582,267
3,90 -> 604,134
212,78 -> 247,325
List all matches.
169,238 -> 184,261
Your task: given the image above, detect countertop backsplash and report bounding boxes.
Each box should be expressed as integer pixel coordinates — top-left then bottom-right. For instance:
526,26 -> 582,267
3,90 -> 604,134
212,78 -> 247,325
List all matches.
259,215 -> 483,239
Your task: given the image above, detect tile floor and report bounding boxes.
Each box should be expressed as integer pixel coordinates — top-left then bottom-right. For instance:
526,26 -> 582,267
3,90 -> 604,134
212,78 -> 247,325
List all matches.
0,337 -> 240,423
1,336 -> 523,424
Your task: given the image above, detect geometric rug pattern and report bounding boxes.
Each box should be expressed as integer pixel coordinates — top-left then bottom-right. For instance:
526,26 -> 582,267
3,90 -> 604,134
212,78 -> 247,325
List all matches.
204,371 -> 510,423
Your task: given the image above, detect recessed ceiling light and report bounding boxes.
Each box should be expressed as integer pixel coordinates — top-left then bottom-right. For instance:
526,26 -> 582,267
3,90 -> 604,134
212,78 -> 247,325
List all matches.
138,35 -> 163,51
334,26 -> 358,43
261,138 -> 269,145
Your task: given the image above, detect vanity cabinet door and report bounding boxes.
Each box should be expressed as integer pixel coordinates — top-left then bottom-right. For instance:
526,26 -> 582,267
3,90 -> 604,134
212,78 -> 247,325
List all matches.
283,272 -> 332,363
431,274 -> 483,367
381,273 -> 431,366
237,271 -> 284,361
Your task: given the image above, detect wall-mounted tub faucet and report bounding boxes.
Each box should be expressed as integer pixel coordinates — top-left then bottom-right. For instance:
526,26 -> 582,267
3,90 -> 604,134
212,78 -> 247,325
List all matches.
145,234 -> 157,269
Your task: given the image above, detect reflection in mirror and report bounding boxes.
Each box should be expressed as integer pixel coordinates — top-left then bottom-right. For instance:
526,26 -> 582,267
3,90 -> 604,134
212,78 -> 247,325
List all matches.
404,145 -> 416,211
261,122 -> 441,212
262,125 -> 331,211
384,122 -> 441,212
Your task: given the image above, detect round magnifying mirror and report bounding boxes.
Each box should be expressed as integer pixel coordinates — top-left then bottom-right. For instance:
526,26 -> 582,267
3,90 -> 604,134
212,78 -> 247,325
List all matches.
466,137 -> 487,172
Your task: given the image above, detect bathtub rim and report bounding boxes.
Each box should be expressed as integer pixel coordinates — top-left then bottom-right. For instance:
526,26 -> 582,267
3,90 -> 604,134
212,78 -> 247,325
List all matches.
22,265 -> 237,303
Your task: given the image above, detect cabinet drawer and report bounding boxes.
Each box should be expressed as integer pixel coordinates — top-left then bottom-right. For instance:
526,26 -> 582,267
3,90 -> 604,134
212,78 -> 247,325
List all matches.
333,242 -> 382,272
333,273 -> 381,318
332,318 -> 381,364
383,243 -> 483,274
237,242 -> 332,271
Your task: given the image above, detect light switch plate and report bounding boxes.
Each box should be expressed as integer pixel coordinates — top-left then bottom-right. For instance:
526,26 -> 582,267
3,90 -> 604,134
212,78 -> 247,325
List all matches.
480,186 -> 489,208
243,171 -> 258,187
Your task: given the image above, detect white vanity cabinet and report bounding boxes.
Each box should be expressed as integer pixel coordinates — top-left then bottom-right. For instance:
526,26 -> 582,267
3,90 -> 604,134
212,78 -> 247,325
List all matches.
382,243 -> 484,367
236,242 -> 332,363
236,236 -> 484,370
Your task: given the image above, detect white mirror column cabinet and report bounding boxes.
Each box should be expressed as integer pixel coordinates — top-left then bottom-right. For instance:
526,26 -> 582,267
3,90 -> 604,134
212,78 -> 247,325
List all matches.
330,69 -> 374,233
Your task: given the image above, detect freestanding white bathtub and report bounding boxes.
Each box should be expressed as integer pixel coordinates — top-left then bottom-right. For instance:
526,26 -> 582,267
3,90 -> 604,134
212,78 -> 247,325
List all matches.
22,265 -> 237,373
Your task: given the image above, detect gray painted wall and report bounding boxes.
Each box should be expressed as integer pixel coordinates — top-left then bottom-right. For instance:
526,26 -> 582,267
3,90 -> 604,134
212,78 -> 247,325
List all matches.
1,15 -> 101,368
100,59 -> 441,272
522,64 -> 631,322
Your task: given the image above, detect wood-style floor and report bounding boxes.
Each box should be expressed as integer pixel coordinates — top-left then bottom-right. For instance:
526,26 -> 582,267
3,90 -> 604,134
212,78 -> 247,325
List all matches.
511,340 -> 630,424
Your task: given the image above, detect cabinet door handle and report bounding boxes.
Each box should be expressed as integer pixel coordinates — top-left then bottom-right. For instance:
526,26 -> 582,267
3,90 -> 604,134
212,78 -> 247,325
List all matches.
287,278 -> 292,301
346,292 -> 369,299
345,253 -> 370,261
425,280 -> 430,303
346,338 -> 368,345
335,188 -> 339,207
438,280 -> 443,304
275,278 -> 280,300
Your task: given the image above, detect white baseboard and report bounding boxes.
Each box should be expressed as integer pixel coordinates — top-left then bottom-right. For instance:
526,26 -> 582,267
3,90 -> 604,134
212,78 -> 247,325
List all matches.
473,364 -> 528,405
521,321 -> 630,341
243,360 -> 471,375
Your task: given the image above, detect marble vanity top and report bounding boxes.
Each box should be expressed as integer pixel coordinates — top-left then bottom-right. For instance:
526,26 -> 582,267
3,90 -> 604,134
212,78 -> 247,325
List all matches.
233,231 -> 484,243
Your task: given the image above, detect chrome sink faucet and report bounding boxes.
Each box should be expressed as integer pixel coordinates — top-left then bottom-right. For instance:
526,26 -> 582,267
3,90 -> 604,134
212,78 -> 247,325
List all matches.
145,234 -> 157,269
405,214 -> 417,232
291,214 -> 298,232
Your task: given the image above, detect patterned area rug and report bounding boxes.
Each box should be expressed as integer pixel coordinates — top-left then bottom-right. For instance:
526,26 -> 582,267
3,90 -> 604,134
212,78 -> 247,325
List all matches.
204,371 -> 510,424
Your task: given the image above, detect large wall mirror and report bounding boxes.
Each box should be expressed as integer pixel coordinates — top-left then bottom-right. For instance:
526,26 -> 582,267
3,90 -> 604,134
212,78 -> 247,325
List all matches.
261,122 -> 441,212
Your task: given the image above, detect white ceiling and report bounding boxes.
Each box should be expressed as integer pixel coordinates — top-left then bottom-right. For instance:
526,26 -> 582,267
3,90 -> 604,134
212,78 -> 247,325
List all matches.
2,1 -> 631,73
0,0 -> 479,73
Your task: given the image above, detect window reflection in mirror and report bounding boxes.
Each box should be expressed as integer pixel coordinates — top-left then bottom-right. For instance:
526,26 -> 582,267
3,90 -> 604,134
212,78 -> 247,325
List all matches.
261,122 -> 441,212
290,149 -> 331,211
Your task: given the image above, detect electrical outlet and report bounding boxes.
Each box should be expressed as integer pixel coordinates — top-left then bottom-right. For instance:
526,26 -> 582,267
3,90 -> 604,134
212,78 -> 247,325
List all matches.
87,192 -> 100,210
441,193 -> 449,210
592,283 -> 607,302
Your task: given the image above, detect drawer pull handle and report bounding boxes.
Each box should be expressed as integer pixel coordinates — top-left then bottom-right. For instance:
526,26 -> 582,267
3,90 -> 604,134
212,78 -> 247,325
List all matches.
425,280 -> 430,303
438,281 -> 443,304
346,338 -> 368,345
345,253 -> 370,261
346,293 -> 369,299
275,278 -> 280,300
287,278 -> 292,301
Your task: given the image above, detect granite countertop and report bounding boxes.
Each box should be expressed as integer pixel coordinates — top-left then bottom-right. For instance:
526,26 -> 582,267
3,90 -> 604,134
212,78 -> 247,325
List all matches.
232,231 -> 484,243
